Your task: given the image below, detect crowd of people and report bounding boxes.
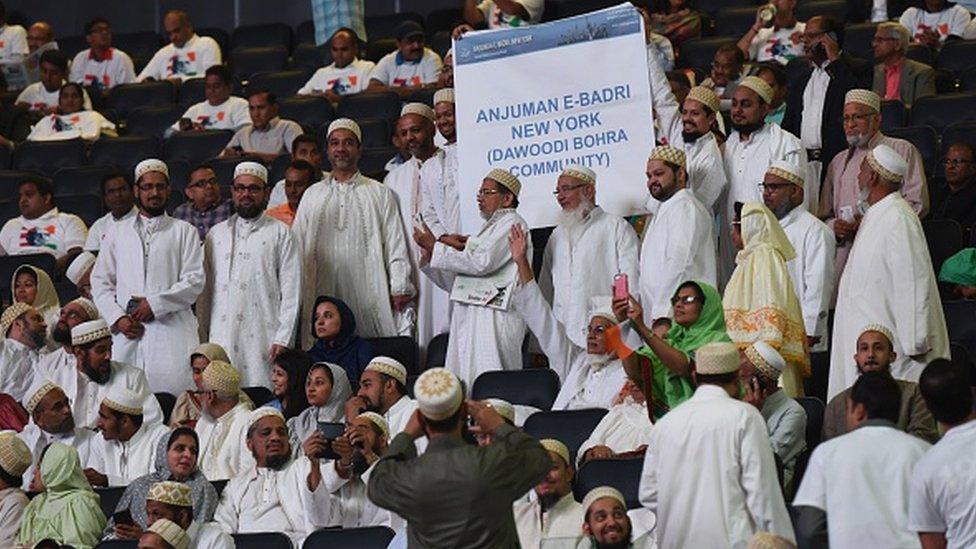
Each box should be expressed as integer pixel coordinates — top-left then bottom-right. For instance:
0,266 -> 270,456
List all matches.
0,0 -> 970,548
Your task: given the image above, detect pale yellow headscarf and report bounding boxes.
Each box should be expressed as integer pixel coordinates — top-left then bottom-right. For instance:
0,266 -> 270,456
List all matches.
723,203 -> 809,396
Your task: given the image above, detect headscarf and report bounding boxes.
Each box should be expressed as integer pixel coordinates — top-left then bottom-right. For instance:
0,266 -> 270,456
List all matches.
636,281 -> 731,416
307,295 -> 377,382
723,203 -> 809,395
12,264 -> 60,322
17,442 -> 106,549
939,248 -> 976,286
103,429 -> 218,535
286,362 -> 353,455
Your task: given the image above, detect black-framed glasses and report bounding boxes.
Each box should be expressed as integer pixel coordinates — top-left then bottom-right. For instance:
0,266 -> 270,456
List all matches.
671,294 -> 700,306
187,177 -> 218,189
943,158 -> 973,167
232,184 -> 264,194
842,113 -> 873,124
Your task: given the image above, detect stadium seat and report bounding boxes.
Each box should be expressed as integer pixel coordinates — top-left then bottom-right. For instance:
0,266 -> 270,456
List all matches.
356,118 -> 391,149
843,22 -> 879,60
95,540 -> 136,548
246,70 -> 310,100
695,0 -> 751,17
402,87 -> 437,107
0,253 -> 55,304
197,27 -> 230,59
96,486 -> 126,520
337,92 -> 402,124
296,20 -> 316,45
233,532 -> 293,549
805,352 -> 829,404
523,409 -> 608,463
958,66 -> 976,92
430,31 -> 452,60
112,31 -> 163,59
366,38 -> 399,64
208,156 -> 264,192
879,100 -> 906,131
52,166 -> 117,197
155,392 -> 177,425
922,218 -> 964,274
944,300 -> 976,362
242,386 -> 275,407
950,342 -> 974,378
795,0 -> 846,22
231,23 -> 293,53
59,35 -> 88,59
359,146 -> 397,178
906,43 -> 934,66
267,154 -> 291,184
57,194 -> 105,226
366,12 -> 425,41
406,374 -> 419,398
231,46 -> 290,79
426,332 -> 449,370
124,105 -> 184,139
530,227 -> 555,279
795,396 -> 825,451
937,39 -> 976,74
471,369 -> 561,411
55,279 -> 80,304
0,170 -> 44,198
163,131 -> 234,164
13,139 -> 88,176
303,526 -> 396,549
365,336 -> 420,375
278,96 -> 336,130
941,121 -> 976,153
574,457 -> 644,509
678,37 -> 735,72
884,125 -> 938,174
106,81 -> 177,115
714,6 -> 757,37
427,9 -> 463,36
548,0 -> 619,19
212,479 -> 229,496
166,160 -> 192,193
0,103 -> 31,143
178,78 -> 206,107
90,136 -> 161,171
292,43 -> 328,71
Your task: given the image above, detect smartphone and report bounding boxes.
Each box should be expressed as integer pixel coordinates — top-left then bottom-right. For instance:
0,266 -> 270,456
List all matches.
613,273 -> 629,301
316,422 -> 345,460
125,297 -> 141,315
113,509 -> 134,526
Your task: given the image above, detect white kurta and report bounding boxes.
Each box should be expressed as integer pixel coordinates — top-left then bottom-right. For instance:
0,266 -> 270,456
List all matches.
639,188 -> 717,322
0,338 -> 40,402
385,155 -> 451,347
196,402 -> 252,481
419,143 -> 461,238
0,488 -> 26,547
95,421 -> 170,486
42,359 -> 163,429
91,214 -> 204,396
293,174 -> 414,344
199,214 -> 301,388
383,395 -> 418,437
909,419 -> 976,548
538,206 -> 639,348
514,492 -> 585,549
322,465 -> 406,531
576,398 -> 654,466
186,520 -> 235,549
513,281 -> 627,410
17,424 -> 100,490
794,422 -> 930,548
422,208 -> 529,391
779,206 -> 835,353
640,385 -> 795,548
828,193 -> 950,400
84,207 -> 138,252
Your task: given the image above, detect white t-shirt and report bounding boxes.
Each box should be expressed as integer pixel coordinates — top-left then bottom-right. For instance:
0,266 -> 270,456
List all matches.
26,111 -> 117,142
0,207 -> 88,258
370,48 -> 442,88
900,6 -> 971,42
137,34 -> 222,82
749,22 -> 806,65
16,81 -> 93,112
909,420 -> 976,548
298,58 -> 375,96
69,48 -> 136,92
170,96 -> 251,133
477,0 -> 544,28
0,24 -> 27,62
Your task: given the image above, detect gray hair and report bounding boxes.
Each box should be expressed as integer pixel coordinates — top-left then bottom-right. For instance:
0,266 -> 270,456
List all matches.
878,22 -> 910,53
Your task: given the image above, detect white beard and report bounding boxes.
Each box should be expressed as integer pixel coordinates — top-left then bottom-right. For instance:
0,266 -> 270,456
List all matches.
557,198 -> 594,243
586,352 -> 615,370
846,132 -> 871,148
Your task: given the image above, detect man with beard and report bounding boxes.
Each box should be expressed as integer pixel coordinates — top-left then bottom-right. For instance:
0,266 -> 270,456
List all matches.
367,21 -> 441,97
639,146 -> 716,327
537,164 -> 639,349
17,379 -> 99,490
37,297 -> 99,378
194,359 -> 253,481
85,172 -> 137,252
214,407 -> 336,547
85,386 -> 170,487
556,486 -> 653,549
514,438 -> 583,548
829,145 -> 948,401
420,89 -> 462,244
385,103 -> 448,345
356,357 -> 418,438
44,319 -> 162,430
0,303 -> 47,402
761,161 -> 834,353
822,325 -> 937,442
91,158 -> 205,396
293,119 -> 414,344
198,162 -> 300,389
820,89 -> 927,298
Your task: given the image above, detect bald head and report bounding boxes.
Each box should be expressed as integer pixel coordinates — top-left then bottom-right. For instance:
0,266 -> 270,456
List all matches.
28,22 -> 54,53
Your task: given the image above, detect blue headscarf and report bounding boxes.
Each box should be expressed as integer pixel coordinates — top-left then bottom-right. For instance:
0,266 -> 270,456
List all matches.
307,295 -> 376,383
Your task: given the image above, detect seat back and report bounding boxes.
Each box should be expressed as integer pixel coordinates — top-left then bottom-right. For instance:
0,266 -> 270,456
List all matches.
365,38 -> 399,64
795,396 -> 825,451
937,40 -> 976,74
53,165 -> 117,197
247,69 -> 312,98
163,131 -> 234,164
678,37 -> 736,71
107,81 -> 177,115
178,78 -> 206,107
885,125 -> 939,174
354,118 -> 390,149
359,146 -> 397,179
90,136 -> 161,172
57,194 -> 106,226
231,23 -> 294,53
13,139 -> 88,175
425,332 -> 449,370
232,532 -> 293,549
337,92 -> 402,125
365,336 -> 420,375
365,12 -> 425,41
714,6 -> 758,36
944,300 -> 976,359
426,9 -> 463,36
154,392 -> 177,425
573,457 -> 644,509
278,96 -> 335,130
524,408 -> 609,463
843,22 -> 879,60
197,27 -> 230,59
292,43 -> 327,71
879,100 -> 906,131
922,218 -> 964,274
296,20 -> 316,46
0,170 -> 44,198
471,369 -> 561,410
95,540 -> 137,549
242,386 -> 275,407
910,93 -> 976,132
113,31 -> 163,59
795,0 -> 846,22
95,486 -> 126,519
302,526 -> 396,549
124,105 -> 184,139
231,46 -> 290,79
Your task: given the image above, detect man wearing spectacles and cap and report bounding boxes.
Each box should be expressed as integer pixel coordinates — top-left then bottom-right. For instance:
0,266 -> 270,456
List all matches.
367,21 -> 442,98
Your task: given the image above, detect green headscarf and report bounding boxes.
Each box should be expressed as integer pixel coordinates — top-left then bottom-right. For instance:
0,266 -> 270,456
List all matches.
636,281 -> 731,417
17,442 -> 106,549
939,248 -> 976,286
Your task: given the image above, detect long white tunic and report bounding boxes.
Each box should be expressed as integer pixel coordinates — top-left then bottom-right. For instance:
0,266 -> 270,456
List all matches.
196,402 -> 252,481
385,155 -> 451,347
514,492 -> 584,549
186,521 -> 235,549
94,422 -> 170,486
84,207 -> 138,252
199,214 -> 301,388
513,281 -> 627,410
321,465 -> 406,531
779,206 -> 835,353
43,359 -> 163,430
422,208 -> 529,391
0,338 -> 40,402
538,206 -> 639,348
794,422 -> 930,548
640,385 -> 795,548
91,214 -> 204,396
640,189 -> 717,321
17,424 -> 100,490
909,419 -> 976,548
293,173 -> 414,344
419,143 -> 461,238
828,193 -> 950,400
0,488 -> 26,547
576,398 -> 654,466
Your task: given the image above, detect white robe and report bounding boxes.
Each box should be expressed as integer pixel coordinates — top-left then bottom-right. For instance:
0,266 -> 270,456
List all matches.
186,521 -> 235,549
0,488 -> 25,547
199,214 -> 301,388
513,281 -> 627,410
293,173 -> 414,344
196,402 -> 253,481
84,206 -> 138,252
94,421 -> 170,486
321,465 -> 406,531
0,338 -> 40,402
828,193 -> 950,401
538,206 -> 640,348
639,188 -> 717,322
91,214 -> 204,396
419,143 -> 461,238
576,398 -> 654,467
42,359 -> 163,430
17,424 -> 100,490
422,208 -> 529,391
514,492 -> 584,549
779,206 -> 834,353
640,385 -> 795,548
385,155 -> 451,348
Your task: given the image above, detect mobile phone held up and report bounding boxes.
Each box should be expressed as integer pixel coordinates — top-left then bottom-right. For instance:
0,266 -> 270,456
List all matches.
613,273 -> 629,301
316,422 -> 345,460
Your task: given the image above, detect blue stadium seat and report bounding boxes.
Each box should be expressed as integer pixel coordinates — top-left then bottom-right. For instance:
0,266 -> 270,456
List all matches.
107,81 -> 177,115
247,69 -> 312,98
471,369 -> 561,411
242,386 -> 275,407
937,40 -> 976,74
365,336 -> 420,375
574,457 -> 644,509
90,136 -> 161,172
296,20 -> 316,46
922,218 -> 964,274
53,166 -> 117,197
278,96 -> 335,130
524,409 -> 608,463
365,12 -> 425,41
337,92 -> 402,124
292,43 -> 328,71
678,37 -> 735,72
231,46 -> 289,79
365,38 -> 399,64
232,532 -> 293,549
303,526 -> 396,549
163,131 -> 234,164
125,105 -> 184,138
232,23 -> 293,53
96,486 -> 126,519
359,147 -> 397,178
945,300 -> 976,360
13,140 -> 87,176
842,22 -> 878,60
884,125 -> 938,174
155,392 -> 177,425
0,170 -> 44,198
426,332 -> 449,370
57,194 -> 106,226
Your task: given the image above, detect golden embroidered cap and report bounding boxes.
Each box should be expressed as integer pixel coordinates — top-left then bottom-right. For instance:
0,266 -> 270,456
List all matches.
248,406 -> 285,430
766,160 -> 805,187
102,385 -> 143,416
0,302 -> 32,337
844,89 -> 881,113
737,75 -> 774,104
540,438 -> 570,466
65,251 -> 96,285
191,342 -> 231,364
201,359 -> 241,395
582,486 -> 626,513
327,118 -> 362,142
748,532 -> 797,549
485,398 -> 515,424
745,341 -> 786,381
357,411 -> 390,439
560,164 -> 596,185
486,168 -> 522,197
147,518 -> 189,549
859,323 -> 895,346
685,85 -> 721,114
401,102 -> 435,122
147,480 -> 193,508
695,341 -> 740,375
649,145 -> 686,169
134,158 -> 169,182
415,368 -> 463,420
433,88 -> 455,105
0,433 -> 31,477
25,379 -> 61,415
867,144 -> 907,184
66,297 -> 99,322
365,356 -> 408,386
71,318 -> 112,346
233,161 -> 268,184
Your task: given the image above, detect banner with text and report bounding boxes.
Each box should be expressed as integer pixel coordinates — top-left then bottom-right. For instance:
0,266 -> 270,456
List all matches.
453,3 -> 654,231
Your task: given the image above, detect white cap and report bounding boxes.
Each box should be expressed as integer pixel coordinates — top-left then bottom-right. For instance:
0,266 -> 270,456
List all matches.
357,411 -> 390,439
540,438 -> 570,466
560,164 -> 596,185
248,406 -> 285,430
71,318 -> 111,346
860,323 -> 895,346
485,398 -> 515,424
694,342 -> 740,375
66,297 -> 99,322
414,368 -> 463,421
745,341 -> 786,381
134,158 -> 169,182
766,160 -> 805,187
102,385 -> 143,416
364,356 -> 408,386
24,378 -> 61,415
401,102 -> 435,122
233,161 -> 267,184
433,88 -> 454,105
588,295 -> 616,324
867,144 -> 908,186
65,251 -> 96,285
844,89 -> 881,112
582,486 -> 627,513
147,518 -> 189,549
327,118 -> 362,142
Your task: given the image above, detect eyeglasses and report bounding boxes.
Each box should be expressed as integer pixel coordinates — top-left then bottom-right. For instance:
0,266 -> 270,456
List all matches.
477,189 -> 501,197
842,113 -> 873,124
187,177 -> 218,189
670,295 -> 700,306
552,183 -> 588,196
758,183 -> 792,192
943,158 -> 973,167
232,184 -> 264,194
